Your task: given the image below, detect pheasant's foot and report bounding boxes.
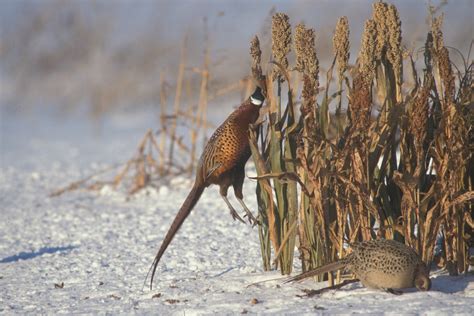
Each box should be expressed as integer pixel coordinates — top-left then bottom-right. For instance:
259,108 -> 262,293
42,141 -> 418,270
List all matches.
230,208 -> 245,223
221,195 -> 245,223
237,198 -> 257,226
243,211 -> 257,225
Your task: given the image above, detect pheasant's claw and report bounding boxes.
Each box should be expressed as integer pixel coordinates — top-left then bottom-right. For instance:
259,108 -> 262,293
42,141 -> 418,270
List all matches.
222,195 -> 245,223
237,198 -> 257,226
243,212 -> 258,226
230,209 -> 246,223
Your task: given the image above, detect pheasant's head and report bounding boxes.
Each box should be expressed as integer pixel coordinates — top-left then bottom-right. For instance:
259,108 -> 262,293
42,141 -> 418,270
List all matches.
250,86 -> 265,106
414,262 -> 431,291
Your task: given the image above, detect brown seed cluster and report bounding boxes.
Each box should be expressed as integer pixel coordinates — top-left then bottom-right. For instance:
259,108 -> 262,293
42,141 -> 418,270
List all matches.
294,23 -> 319,96
372,1 -> 389,60
333,16 -> 350,81
431,14 -> 445,53
294,23 -> 307,73
368,1 -> 403,84
438,46 -> 455,105
386,4 -> 402,81
349,73 -> 372,131
409,74 -> 432,156
271,13 -> 291,81
359,19 -> 377,85
250,35 -> 263,81
428,14 -> 454,106
294,23 -> 319,114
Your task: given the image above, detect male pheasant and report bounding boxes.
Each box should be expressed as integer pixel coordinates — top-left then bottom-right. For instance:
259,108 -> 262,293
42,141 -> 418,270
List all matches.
148,86 -> 265,289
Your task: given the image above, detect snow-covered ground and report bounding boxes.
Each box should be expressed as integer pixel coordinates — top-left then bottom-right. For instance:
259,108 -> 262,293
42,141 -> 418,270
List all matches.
1,108 -> 473,314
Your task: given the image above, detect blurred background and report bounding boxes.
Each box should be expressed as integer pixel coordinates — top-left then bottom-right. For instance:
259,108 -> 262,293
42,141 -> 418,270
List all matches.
0,0 -> 472,122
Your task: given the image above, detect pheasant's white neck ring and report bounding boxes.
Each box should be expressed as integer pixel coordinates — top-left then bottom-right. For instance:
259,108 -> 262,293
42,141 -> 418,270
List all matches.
251,96 -> 263,105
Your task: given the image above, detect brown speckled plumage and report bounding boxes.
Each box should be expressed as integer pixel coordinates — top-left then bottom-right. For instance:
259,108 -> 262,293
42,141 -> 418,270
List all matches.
287,239 -> 431,293
198,101 -> 259,193
148,87 -> 265,289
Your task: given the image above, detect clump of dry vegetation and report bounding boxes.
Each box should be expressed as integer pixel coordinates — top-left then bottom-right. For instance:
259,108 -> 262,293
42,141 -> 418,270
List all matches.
249,2 -> 473,281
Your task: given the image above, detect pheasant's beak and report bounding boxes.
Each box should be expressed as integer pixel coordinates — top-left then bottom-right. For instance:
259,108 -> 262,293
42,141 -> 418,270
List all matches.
415,273 -> 431,291
255,76 -> 267,98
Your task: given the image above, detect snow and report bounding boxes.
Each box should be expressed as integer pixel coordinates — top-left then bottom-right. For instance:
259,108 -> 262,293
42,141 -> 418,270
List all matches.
1,108 -> 473,314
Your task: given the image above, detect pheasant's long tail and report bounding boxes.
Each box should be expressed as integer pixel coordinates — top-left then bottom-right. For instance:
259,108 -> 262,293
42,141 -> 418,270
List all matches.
284,261 -> 346,283
146,183 -> 205,290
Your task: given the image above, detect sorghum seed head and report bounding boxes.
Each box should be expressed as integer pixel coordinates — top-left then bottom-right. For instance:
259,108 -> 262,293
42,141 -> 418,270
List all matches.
271,12 -> 291,81
333,16 -> 350,80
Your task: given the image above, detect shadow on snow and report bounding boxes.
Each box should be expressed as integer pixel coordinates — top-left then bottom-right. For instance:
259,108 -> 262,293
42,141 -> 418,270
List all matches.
0,245 -> 77,263
430,273 -> 474,294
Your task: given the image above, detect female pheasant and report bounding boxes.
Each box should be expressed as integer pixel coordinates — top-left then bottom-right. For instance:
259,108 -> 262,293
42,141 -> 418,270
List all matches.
286,239 -> 431,294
